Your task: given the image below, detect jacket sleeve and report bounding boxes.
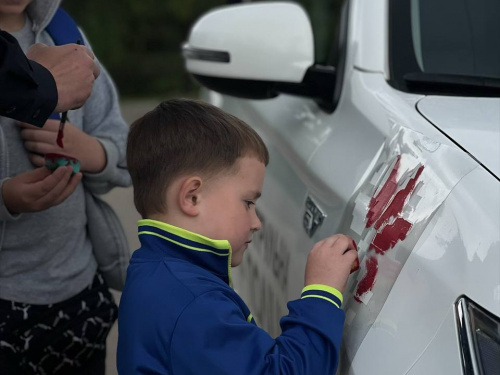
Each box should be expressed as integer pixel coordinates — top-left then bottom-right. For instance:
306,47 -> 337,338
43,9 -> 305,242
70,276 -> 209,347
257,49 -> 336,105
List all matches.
77,31 -> 131,194
170,285 -> 345,375
0,31 -> 57,127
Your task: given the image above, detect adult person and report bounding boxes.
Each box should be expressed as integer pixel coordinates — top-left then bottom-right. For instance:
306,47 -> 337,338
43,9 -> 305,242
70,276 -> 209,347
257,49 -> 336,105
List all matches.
0,29 -> 99,127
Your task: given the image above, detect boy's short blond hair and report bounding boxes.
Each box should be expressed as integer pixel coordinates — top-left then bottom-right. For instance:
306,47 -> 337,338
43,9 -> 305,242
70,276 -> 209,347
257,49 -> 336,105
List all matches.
127,99 -> 269,218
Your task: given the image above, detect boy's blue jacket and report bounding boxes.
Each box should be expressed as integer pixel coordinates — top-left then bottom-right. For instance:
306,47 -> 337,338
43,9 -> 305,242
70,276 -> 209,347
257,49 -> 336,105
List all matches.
117,219 -> 346,374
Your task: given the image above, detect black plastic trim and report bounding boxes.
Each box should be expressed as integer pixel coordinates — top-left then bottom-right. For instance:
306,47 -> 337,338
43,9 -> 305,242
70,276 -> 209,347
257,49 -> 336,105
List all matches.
388,0 -> 418,92
193,65 -> 336,103
183,46 -> 230,63
456,297 -> 476,375
186,0 -> 349,112
405,72 -> 500,97
193,75 -> 278,100
327,0 -> 350,113
455,295 -> 500,375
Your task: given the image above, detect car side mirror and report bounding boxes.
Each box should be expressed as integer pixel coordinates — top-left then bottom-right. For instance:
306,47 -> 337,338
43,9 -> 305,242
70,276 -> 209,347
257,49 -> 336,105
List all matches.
183,2 -> 336,108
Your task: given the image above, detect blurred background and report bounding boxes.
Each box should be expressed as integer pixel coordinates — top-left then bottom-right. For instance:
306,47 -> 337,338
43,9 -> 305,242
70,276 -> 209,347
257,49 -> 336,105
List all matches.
65,0 -> 228,99
64,0 -> 342,100
62,0 -> 343,373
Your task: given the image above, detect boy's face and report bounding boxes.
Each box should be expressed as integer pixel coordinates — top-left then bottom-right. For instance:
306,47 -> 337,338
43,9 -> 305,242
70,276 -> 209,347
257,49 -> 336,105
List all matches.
199,156 -> 265,267
0,0 -> 34,15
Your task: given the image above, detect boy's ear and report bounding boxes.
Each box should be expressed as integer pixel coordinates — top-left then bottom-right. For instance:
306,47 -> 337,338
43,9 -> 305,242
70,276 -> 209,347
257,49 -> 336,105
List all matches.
178,176 -> 202,216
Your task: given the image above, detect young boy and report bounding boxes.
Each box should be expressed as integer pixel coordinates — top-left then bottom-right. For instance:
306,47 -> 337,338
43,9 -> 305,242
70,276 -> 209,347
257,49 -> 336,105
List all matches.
0,1 -> 130,374
118,99 -> 358,374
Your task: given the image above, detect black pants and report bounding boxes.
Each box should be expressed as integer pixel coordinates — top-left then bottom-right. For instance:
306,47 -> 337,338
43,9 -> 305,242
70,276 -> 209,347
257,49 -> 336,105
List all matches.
0,273 -> 117,375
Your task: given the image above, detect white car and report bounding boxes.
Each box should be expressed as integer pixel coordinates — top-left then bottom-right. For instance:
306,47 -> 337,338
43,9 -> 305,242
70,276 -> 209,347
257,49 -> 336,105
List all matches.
182,0 -> 500,374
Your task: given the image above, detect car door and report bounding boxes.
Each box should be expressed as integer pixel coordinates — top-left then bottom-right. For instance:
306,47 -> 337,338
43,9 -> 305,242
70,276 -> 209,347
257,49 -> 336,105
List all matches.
188,0 -> 500,373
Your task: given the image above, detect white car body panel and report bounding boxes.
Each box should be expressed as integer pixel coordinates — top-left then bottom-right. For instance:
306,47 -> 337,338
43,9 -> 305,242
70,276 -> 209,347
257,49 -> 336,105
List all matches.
350,166 -> 500,374
351,0 -> 387,74
189,0 -> 500,373
417,96 -> 500,177
405,307 -> 464,375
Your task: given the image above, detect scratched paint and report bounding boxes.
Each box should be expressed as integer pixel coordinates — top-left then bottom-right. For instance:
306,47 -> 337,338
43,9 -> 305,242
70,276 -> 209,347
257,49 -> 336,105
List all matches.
342,123 -> 477,362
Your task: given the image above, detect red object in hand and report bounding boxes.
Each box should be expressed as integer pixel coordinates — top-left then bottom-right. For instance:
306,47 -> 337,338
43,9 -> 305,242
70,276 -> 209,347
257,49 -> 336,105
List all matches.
45,152 -> 80,173
57,111 -> 68,148
350,257 -> 360,274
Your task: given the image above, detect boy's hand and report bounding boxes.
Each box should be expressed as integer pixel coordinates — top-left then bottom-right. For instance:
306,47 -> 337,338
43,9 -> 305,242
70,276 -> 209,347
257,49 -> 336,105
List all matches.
27,43 -> 100,112
18,120 -> 107,173
2,167 -> 82,215
304,234 -> 359,294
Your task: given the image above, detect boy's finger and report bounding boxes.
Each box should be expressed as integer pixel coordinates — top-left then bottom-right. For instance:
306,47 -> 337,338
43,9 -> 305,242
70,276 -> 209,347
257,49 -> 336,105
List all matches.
23,167 -> 52,183
52,173 -> 82,206
324,235 -> 339,247
21,129 -> 57,143
350,257 -> 360,274
18,119 -> 60,131
339,235 -> 356,255
327,234 -> 352,256
24,141 -> 54,155
44,167 -> 74,200
29,154 -> 46,168
311,238 -> 327,252
16,121 -> 38,129
35,166 -> 71,198
80,45 -> 95,60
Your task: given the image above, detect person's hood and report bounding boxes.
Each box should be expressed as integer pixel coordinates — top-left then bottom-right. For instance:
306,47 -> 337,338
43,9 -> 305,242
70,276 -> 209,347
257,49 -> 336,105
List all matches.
26,0 -> 61,35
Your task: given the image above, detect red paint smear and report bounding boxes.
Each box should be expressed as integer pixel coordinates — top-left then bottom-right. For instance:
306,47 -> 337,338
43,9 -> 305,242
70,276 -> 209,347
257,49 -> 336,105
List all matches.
350,257 -> 360,274
370,218 -> 412,254
355,256 -> 378,303
366,156 -> 401,228
56,129 -> 64,148
373,165 -> 424,230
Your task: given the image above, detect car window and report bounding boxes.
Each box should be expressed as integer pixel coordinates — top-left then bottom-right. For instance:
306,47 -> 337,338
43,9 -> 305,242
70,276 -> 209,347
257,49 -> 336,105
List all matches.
412,0 -> 500,79
250,0 -> 345,65
390,0 -> 500,95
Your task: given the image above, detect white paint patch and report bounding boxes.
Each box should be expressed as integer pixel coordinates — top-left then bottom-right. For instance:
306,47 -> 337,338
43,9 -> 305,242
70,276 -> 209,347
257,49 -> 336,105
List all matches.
359,291 -> 373,305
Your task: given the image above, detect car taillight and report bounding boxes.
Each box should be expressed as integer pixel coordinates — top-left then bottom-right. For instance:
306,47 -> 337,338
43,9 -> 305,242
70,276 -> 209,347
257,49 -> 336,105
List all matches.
456,296 -> 500,375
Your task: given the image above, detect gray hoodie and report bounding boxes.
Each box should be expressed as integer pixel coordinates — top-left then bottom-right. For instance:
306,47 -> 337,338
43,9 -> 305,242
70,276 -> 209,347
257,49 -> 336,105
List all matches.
0,0 -> 131,304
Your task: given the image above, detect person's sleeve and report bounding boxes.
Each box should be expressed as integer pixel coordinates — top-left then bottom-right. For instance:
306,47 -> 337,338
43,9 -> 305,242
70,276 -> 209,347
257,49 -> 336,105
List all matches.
0,31 -> 57,126
77,31 -> 131,194
170,285 -> 345,375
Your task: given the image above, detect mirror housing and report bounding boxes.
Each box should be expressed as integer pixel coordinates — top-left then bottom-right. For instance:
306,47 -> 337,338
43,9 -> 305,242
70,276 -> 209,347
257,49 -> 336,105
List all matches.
184,2 -> 313,83
183,2 -> 337,109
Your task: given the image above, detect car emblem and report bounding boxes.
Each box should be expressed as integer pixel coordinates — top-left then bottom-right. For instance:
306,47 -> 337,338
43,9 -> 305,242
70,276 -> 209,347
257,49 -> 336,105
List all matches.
303,196 -> 327,237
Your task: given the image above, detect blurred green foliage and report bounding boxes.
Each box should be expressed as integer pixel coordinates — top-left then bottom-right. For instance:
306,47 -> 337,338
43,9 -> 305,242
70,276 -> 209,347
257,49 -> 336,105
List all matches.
63,0 -> 226,98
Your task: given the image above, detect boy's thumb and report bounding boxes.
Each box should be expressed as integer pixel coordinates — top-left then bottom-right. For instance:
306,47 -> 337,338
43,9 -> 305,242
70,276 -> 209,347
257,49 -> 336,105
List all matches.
25,167 -> 52,183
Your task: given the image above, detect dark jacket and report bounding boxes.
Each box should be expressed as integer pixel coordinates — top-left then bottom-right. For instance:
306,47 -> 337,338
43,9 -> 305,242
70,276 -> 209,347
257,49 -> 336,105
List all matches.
0,30 -> 57,127
117,219 -> 346,375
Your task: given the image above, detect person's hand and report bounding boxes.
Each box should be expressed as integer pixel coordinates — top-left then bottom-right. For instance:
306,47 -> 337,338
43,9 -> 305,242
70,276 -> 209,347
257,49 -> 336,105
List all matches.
27,43 -> 100,112
304,234 -> 359,294
2,167 -> 82,215
18,120 -> 107,173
